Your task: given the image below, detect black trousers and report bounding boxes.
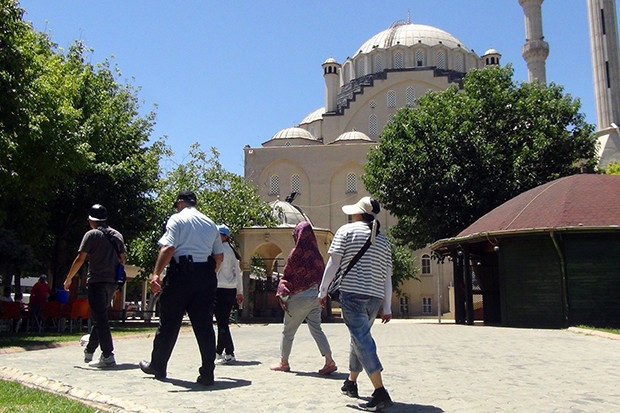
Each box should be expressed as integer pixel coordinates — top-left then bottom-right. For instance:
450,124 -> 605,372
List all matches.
214,288 -> 237,356
149,262 -> 217,378
86,282 -> 118,357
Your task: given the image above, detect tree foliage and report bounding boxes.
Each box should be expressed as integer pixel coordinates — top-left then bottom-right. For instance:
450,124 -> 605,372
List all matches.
603,161 -> 620,175
0,0 -> 162,286
128,145 -> 278,278
364,65 -> 598,249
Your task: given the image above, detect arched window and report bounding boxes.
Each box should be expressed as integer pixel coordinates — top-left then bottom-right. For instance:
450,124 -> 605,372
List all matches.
343,64 -> 351,83
436,50 -> 446,69
356,58 -> 366,77
394,51 -> 404,69
421,254 -> 431,275
387,90 -> 396,108
291,174 -> 301,194
405,87 -> 415,106
269,175 -> 280,195
415,49 -> 425,67
346,173 -> 357,194
454,52 -> 464,72
374,54 -> 383,72
368,114 -> 378,136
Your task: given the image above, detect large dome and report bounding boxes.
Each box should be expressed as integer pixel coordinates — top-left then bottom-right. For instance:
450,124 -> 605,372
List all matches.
356,21 -> 469,56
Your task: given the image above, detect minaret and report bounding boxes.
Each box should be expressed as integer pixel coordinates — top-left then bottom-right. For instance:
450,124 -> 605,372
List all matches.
322,57 -> 341,113
588,0 -> 620,132
519,0 -> 549,83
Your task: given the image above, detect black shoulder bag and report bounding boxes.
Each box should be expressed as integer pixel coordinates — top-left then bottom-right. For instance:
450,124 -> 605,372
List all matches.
327,236 -> 372,302
99,228 -> 126,285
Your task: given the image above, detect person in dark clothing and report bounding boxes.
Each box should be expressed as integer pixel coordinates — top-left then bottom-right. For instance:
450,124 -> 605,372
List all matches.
64,204 -> 126,368
139,191 -> 223,385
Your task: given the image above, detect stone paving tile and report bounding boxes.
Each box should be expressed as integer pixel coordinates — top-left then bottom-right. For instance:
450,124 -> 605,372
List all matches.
1,321 -> 619,412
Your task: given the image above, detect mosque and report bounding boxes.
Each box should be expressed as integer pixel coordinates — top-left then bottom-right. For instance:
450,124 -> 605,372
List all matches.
239,0 -> 620,320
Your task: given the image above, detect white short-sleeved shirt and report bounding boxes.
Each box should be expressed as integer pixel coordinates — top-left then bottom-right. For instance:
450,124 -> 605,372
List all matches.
328,221 -> 392,299
158,207 -> 223,262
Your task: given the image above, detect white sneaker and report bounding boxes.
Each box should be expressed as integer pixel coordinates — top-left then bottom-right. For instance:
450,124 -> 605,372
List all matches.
84,350 -> 94,363
215,353 -> 227,365
88,354 -> 116,368
224,354 -> 236,363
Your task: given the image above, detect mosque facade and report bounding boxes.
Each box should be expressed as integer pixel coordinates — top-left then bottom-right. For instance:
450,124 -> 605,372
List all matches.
243,20 -> 502,318
242,1 -> 620,319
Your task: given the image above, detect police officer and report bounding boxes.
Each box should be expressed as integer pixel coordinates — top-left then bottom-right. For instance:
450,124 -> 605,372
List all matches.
140,191 -> 223,385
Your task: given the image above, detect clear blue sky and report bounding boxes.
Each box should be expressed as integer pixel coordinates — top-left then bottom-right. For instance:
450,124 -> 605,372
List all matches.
19,1 -> 601,176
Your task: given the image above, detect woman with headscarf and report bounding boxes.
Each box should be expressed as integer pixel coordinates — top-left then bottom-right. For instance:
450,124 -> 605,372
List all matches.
270,221 -> 337,374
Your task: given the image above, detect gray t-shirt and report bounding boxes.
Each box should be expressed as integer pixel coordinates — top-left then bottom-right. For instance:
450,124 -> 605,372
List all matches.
79,226 -> 125,284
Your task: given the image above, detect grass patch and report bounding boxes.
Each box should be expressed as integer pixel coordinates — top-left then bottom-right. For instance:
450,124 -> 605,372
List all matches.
575,325 -> 620,335
0,326 -> 157,350
0,379 -> 102,412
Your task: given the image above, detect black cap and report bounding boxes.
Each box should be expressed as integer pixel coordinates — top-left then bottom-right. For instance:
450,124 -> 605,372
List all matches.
88,204 -> 108,221
174,191 -> 197,209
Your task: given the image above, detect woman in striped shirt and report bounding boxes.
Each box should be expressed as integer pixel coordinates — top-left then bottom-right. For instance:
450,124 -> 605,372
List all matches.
319,196 -> 393,411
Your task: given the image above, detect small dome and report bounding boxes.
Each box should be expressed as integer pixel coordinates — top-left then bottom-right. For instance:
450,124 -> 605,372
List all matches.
483,48 -> 500,56
270,200 -> 312,227
356,22 -> 468,56
333,130 -> 372,143
267,127 -> 318,142
323,57 -> 338,65
299,108 -> 325,125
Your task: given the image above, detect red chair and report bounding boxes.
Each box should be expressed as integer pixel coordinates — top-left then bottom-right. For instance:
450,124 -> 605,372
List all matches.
66,299 -> 91,332
39,301 -> 63,333
1,302 -> 23,332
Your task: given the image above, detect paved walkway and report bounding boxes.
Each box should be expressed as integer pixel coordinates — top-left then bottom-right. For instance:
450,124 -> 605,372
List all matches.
1,320 -> 619,412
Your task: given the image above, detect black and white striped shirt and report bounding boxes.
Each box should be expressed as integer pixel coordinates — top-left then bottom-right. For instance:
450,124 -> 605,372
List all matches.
328,221 -> 392,299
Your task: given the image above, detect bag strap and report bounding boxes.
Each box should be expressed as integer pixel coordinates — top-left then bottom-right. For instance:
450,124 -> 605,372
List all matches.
339,235 -> 372,282
98,227 -> 122,261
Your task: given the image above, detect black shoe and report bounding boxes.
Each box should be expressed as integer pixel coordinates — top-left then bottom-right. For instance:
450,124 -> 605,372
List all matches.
362,387 -> 393,411
341,379 -> 359,398
196,375 -> 214,386
139,360 -> 166,380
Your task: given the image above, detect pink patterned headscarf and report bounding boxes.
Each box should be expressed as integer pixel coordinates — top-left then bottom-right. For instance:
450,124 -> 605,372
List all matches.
280,221 -> 325,295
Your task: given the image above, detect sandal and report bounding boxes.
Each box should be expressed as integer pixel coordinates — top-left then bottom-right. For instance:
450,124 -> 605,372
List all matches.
269,363 -> 291,372
318,364 -> 337,375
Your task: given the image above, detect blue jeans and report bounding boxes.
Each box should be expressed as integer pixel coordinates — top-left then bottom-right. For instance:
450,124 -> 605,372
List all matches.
340,291 -> 383,375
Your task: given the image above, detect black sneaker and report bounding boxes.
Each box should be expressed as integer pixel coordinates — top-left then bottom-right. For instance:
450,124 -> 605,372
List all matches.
341,379 -> 359,398
362,387 -> 393,411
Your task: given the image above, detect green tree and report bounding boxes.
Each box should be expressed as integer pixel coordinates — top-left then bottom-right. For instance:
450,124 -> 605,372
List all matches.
364,65 -> 598,249
603,161 -> 620,175
388,233 -> 419,297
128,145 -> 277,279
0,1 -> 162,286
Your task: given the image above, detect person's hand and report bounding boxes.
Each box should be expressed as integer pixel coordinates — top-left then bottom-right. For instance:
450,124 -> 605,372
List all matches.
318,296 -> 328,309
236,294 -> 244,305
149,275 -> 162,294
63,278 -> 72,291
380,311 -> 392,324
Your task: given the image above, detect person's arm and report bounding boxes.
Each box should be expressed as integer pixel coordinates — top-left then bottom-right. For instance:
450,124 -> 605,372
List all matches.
380,269 -> 393,323
150,245 -> 175,293
234,258 -> 244,305
318,254 -> 342,306
64,252 -> 88,291
213,253 -> 223,274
